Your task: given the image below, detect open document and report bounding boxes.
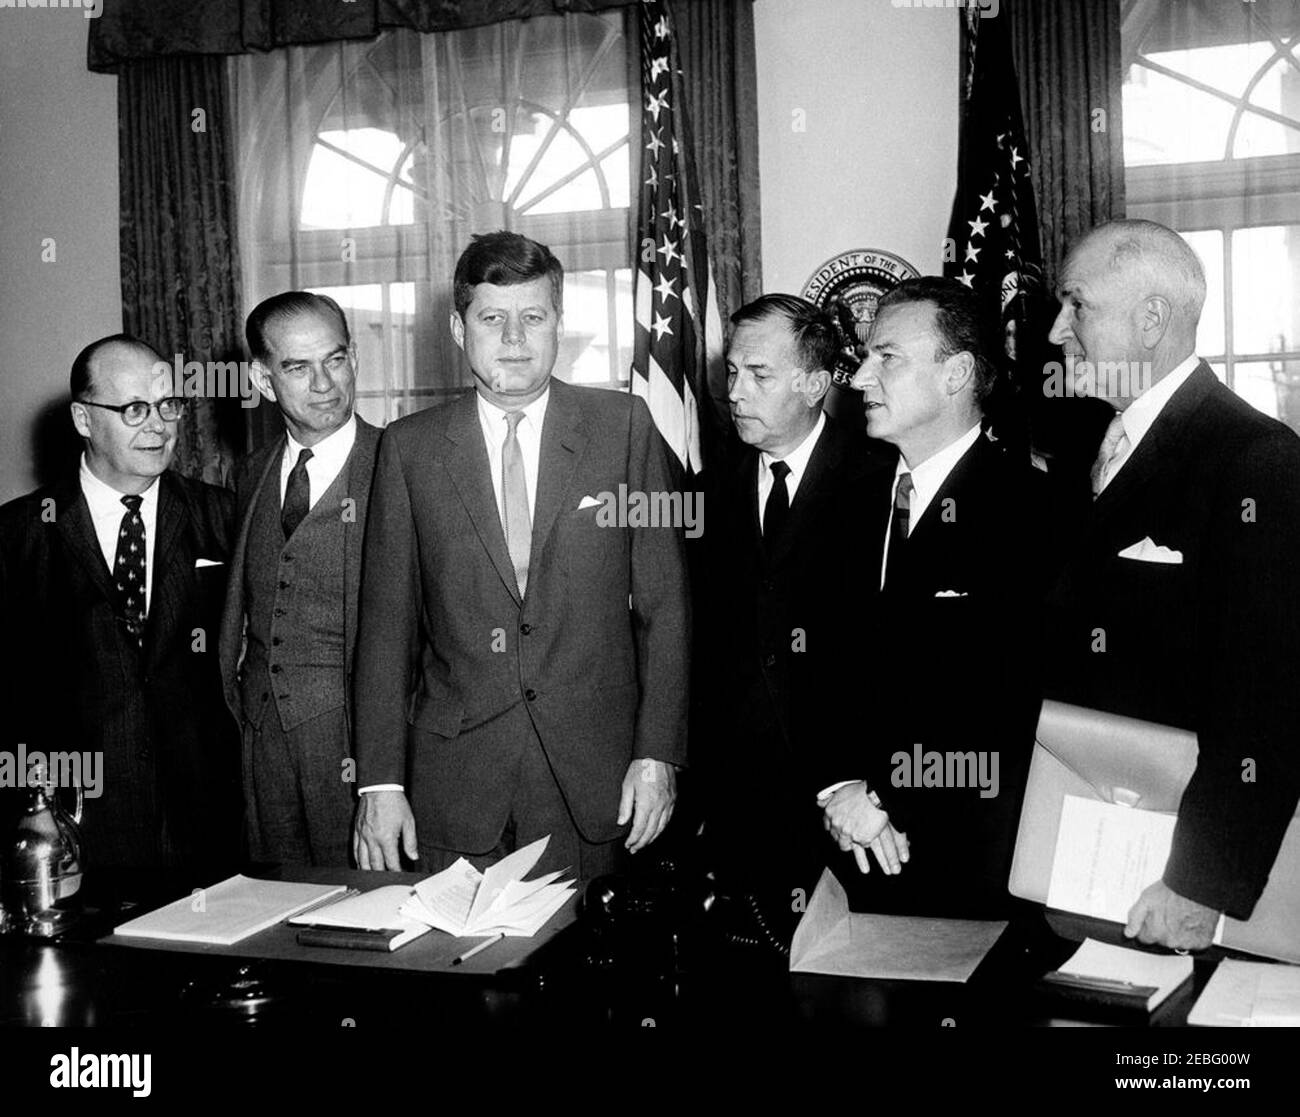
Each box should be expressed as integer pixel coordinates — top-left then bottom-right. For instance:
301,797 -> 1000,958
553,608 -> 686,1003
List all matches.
400,835 -> 576,937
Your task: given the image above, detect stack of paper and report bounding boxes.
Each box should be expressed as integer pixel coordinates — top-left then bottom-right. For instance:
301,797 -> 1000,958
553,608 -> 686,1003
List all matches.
400,836 -> 575,937
1048,938 -> 1193,1011
114,876 -> 347,946
287,885 -> 433,951
1189,959 -> 1300,1027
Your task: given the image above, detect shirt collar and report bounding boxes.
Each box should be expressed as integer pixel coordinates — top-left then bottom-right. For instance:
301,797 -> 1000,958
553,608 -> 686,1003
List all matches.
285,412 -> 357,469
79,453 -> 161,515
476,384 -> 551,441
896,422 -> 982,503
1120,354 -> 1200,453
760,410 -> 826,486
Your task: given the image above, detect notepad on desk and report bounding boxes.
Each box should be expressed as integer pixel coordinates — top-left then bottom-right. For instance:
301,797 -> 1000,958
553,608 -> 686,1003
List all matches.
1042,938 -> 1193,1012
1189,959 -> 1300,1027
287,885 -> 433,952
113,875 -> 347,946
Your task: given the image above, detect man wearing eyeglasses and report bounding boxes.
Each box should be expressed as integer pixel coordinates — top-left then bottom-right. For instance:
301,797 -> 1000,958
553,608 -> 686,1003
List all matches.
0,335 -> 241,869
217,292 -> 381,868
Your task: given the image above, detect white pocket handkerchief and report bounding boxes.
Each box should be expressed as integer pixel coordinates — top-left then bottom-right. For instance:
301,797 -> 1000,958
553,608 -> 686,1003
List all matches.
1117,537 -> 1183,564
577,495 -> 603,510
934,590 -> 968,598
195,558 -> 224,568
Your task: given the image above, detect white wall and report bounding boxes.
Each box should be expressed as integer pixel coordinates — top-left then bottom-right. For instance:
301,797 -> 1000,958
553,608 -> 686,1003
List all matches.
0,10 -> 120,504
754,0 -> 959,294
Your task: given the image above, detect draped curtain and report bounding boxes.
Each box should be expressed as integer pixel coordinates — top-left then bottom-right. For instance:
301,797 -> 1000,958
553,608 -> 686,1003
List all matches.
118,57 -> 246,483
1007,0 -> 1127,289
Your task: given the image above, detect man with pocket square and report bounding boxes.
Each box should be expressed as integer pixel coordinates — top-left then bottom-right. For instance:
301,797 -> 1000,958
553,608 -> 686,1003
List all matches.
0,335 -> 240,868
351,231 -> 689,879
820,277 -> 1054,917
1044,219 -> 1300,950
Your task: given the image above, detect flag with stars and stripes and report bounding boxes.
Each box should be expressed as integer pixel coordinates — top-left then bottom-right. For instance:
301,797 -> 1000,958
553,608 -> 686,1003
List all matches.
630,0 -> 725,475
943,6 -> 1043,378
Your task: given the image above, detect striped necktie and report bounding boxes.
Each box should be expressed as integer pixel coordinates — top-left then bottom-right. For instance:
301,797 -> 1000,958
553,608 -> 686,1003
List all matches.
883,472 -> 913,589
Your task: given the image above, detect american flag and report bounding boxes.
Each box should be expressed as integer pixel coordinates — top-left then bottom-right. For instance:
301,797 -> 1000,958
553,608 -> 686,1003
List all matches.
943,6 -> 1043,376
630,0 -> 725,475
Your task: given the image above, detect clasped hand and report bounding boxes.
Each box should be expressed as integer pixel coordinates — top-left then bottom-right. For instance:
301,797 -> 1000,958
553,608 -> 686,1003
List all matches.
818,781 -> 909,876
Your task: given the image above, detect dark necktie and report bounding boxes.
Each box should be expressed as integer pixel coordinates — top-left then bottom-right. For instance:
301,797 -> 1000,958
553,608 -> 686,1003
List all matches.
281,447 -> 314,539
113,494 -> 147,644
764,460 -> 791,555
883,472 -> 913,589
502,410 -> 532,597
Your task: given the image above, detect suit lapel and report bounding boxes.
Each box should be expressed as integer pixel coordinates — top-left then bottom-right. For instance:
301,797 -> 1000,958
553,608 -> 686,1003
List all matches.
531,379 -> 587,569
441,391 -> 523,604
764,419 -> 847,570
343,418 -> 380,679
144,472 -> 187,658
53,477 -> 116,604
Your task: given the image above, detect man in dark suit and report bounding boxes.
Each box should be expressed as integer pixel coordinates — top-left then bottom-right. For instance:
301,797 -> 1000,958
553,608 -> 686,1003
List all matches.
0,335 -> 239,869
698,294 -> 885,919
218,293 -> 381,867
1044,219 -> 1300,950
821,277 -> 1052,917
352,231 -> 690,879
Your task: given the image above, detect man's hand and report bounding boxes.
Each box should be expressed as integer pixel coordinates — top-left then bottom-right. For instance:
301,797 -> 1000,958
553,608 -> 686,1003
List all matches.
1124,880 -> 1220,951
618,758 -> 676,853
818,781 -> 909,874
353,790 -> 418,871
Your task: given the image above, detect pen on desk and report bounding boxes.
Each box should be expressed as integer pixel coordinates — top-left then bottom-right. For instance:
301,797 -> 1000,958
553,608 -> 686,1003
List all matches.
452,932 -> 504,965
291,887 -> 360,920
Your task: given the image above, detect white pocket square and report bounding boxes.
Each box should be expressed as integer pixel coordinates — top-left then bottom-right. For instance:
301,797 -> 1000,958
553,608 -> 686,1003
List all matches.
934,590 -> 968,598
577,495 -> 603,510
1117,537 -> 1183,564
195,558 -> 224,568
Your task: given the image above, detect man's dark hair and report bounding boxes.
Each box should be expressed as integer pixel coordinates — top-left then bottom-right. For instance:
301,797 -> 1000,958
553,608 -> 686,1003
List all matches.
70,334 -> 165,399
453,231 -> 565,318
729,293 -> 842,375
245,291 -> 352,365
875,277 -> 1000,405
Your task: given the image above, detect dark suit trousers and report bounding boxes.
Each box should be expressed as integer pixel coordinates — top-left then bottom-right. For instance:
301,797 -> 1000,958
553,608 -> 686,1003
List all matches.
420,713 -> 627,881
241,704 -> 355,867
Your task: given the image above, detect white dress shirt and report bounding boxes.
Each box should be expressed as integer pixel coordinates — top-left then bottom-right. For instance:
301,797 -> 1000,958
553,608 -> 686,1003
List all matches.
79,454 -> 159,614
757,411 -> 826,531
877,422 -> 982,592
280,413 -> 357,510
477,387 -> 549,525
1097,354 -> 1200,493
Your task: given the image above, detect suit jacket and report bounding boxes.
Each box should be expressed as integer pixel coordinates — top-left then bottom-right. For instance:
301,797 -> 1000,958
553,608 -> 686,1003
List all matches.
840,429 -> 1056,916
218,416 -> 382,728
1044,362 -> 1300,918
696,416 -> 887,887
353,379 -> 690,854
0,470 -> 239,869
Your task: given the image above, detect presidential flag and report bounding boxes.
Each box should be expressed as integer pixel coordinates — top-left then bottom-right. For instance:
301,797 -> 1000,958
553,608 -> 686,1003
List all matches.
630,0 -> 725,475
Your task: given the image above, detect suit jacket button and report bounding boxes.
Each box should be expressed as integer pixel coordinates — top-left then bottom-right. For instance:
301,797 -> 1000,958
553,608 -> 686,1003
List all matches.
270,664 -> 281,674
260,692 -> 269,703
525,688 -> 537,701
520,623 -> 532,635
763,653 -> 776,668
274,607 -> 286,617
278,580 -> 290,590
272,636 -> 282,646
283,553 -> 294,562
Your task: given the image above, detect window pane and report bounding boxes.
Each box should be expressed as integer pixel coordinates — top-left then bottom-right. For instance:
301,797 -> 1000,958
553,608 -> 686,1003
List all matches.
1232,55 -> 1300,159
1181,229 -> 1225,358
301,129 -> 409,229
1234,360 -> 1300,434
564,269 -> 631,386
1123,61 -> 1237,166
1232,225 -> 1300,354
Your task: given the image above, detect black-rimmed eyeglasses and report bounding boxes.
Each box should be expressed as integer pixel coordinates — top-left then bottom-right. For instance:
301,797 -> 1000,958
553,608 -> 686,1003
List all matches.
78,397 -> 186,426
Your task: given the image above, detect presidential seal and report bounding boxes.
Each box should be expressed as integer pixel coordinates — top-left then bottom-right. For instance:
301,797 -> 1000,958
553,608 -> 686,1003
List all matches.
802,249 -> 921,386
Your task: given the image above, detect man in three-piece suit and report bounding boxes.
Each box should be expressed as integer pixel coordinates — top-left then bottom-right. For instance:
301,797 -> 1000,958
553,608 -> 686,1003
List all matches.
218,293 -> 381,867
0,336 -> 240,869
1044,219 -> 1300,950
352,231 -> 690,879
822,278 -> 1053,917
699,294 -> 887,917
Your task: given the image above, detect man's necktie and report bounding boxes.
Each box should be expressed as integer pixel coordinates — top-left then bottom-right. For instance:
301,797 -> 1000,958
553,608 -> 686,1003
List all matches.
113,494 -> 147,645
763,460 -> 791,555
883,472 -> 913,589
502,409 -> 532,597
281,447 -> 314,539
1091,412 -> 1130,497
